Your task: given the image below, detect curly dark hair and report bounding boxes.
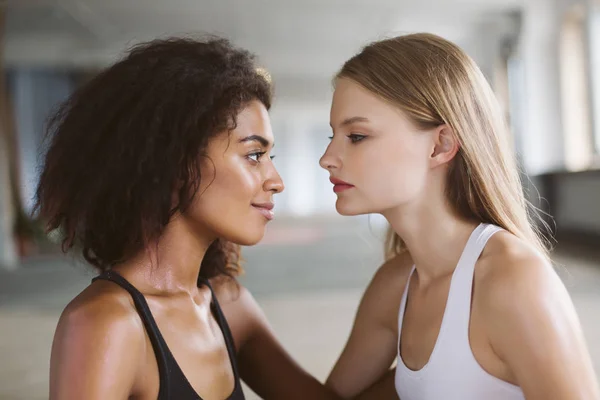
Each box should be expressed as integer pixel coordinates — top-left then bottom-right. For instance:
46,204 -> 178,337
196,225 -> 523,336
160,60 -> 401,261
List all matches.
34,37 -> 273,280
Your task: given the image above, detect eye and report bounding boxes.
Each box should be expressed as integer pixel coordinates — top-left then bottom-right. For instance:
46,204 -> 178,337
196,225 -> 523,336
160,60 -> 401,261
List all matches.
348,133 -> 366,143
247,151 -> 266,163
328,135 -> 334,140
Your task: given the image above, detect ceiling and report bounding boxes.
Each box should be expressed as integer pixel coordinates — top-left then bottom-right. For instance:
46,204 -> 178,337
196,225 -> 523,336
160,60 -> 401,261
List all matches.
3,0 -> 522,100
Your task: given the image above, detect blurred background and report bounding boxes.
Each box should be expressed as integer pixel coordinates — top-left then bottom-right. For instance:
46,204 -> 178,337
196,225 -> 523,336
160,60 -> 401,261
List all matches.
1,0 -> 600,398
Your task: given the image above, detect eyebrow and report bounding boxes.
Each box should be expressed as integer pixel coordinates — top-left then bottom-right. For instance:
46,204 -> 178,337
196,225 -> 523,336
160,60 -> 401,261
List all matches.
238,135 -> 273,148
330,116 -> 370,129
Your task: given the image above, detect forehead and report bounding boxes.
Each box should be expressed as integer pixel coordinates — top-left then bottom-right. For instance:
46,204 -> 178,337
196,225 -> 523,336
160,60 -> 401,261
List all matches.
231,100 -> 273,141
330,78 -> 403,125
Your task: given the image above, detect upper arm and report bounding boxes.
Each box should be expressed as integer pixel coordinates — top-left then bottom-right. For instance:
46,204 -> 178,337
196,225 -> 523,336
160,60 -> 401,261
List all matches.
49,294 -> 144,400
215,281 -> 340,400
326,255 -> 410,398
484,254 -> 600,400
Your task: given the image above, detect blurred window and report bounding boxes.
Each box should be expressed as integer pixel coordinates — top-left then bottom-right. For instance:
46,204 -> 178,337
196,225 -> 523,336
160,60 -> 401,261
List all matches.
559,4 -> 594,170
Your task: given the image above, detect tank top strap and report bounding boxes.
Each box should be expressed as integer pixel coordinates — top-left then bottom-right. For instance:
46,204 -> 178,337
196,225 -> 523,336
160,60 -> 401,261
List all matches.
397,265 -> 416,337
198,278 -> 243,388
92,270 -> 171,399
444,223 -> 504,339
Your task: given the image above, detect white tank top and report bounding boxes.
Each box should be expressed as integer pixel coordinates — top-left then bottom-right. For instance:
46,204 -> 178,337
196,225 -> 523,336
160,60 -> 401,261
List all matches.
395,223 -> 525,400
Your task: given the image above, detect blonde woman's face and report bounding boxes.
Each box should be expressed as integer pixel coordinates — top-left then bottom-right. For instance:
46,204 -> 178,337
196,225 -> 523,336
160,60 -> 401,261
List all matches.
320,78 -> 437,216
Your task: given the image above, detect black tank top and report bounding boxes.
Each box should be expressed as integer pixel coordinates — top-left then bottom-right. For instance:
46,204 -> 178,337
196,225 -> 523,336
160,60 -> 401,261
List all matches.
92,270 -> 245,400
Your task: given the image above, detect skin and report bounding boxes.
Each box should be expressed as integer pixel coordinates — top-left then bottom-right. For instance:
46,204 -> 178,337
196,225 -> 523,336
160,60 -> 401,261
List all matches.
49,100 -> 391,400
214,273 -> 396,400
319,78 -> 600,400
50,100 -> 284,400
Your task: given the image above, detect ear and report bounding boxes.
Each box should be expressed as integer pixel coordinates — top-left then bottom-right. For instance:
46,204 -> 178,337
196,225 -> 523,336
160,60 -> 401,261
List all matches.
430,124 -> 459,167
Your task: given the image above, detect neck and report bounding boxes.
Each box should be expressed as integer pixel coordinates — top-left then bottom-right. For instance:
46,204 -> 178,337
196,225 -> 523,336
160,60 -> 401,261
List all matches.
117,214 -> 216,294
382,193 -> 478,282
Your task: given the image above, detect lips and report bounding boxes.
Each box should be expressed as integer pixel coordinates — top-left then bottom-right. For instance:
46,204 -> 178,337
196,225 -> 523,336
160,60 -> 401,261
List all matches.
252,202 -> 275,220
329,177 -> 354,193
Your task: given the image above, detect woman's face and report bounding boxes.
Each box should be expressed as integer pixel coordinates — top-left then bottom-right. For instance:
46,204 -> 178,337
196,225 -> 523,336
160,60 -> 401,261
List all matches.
320,78 -> 439,216
187,100 -> 284,246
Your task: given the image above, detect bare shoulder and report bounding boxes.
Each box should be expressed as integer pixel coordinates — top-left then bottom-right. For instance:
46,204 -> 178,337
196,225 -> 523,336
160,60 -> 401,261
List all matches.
473,231 -> 600,398
50,280 -> 146,397
366,250 -> 414,306
324,251 -> 414,396
474,230 -> 575,347
357,250 -> 414,332
61,279 -> 143,331
373,250 -> 414,286
55,280 -> 146,359
476,231 -> 561,306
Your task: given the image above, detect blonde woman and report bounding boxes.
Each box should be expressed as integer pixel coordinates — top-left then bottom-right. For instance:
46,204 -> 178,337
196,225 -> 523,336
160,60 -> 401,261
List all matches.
320,33 -> 599,400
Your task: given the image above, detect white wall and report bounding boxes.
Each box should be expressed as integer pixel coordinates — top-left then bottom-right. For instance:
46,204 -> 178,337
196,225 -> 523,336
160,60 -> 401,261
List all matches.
517,0 -> 566,175
269,101 -> 337,217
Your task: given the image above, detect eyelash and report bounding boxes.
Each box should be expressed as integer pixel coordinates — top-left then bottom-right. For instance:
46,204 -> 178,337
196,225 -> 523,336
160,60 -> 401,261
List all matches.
247,151 -> 275,163
348,134 -> 366,143
328,134 -> 367,143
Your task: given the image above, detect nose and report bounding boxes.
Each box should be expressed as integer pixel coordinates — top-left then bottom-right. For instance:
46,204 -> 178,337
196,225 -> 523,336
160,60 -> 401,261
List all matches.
264,162 -> 284,194
319,141 -> 340,170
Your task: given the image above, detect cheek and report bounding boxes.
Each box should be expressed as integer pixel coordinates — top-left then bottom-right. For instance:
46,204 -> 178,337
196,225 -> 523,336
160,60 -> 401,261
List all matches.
362,137 -> 431,204
201,163 -> 261,213
186,161 -> 260,224
221,164 -> 261,196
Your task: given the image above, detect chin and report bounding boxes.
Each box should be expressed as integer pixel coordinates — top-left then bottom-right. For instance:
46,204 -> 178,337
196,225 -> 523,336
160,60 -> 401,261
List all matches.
335,201 -> 368,216
226,230 -> 265,246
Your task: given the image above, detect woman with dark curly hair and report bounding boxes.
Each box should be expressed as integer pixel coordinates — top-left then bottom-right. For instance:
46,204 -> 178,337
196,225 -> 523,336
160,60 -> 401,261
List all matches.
39,37 -> 347,400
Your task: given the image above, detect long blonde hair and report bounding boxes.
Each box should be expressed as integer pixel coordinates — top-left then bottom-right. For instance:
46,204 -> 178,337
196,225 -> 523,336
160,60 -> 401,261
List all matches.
337,33 -> 550,260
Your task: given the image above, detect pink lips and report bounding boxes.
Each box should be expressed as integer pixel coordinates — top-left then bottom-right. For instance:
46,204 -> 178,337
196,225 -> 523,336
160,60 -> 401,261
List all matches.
329,177 -> 354,193
252,202 -> 275,220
